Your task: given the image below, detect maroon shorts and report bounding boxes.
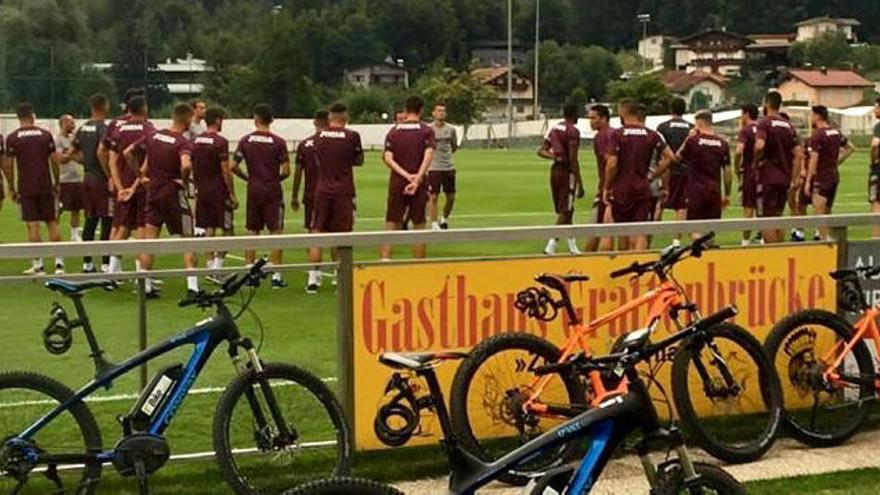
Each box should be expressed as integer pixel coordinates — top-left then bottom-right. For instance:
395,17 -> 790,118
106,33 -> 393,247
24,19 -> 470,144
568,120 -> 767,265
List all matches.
686,188 -> 722,220
58,183 -> 84,212
741,175 -> 758,209
812,181 -> 839,208
303,197 -> 314,231
145,189 -> 193,236
112,189 -> 146,230
757,183 -> 788,218
20,194 -> 57,222
386,184 -> 428,225
246,194 -> 284,232
611,198 -> 652,223
550,166 -> 576,214
196,196 -> 234,232
83,175 -> 112,218
663,174 -> 688,210
311,193 -> 354,233
428,170 -> 456,195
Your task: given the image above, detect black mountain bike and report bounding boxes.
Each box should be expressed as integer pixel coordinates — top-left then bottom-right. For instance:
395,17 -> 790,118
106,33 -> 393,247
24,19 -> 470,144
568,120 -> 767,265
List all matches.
0,259 -> 351,494
286,307 -> 747,495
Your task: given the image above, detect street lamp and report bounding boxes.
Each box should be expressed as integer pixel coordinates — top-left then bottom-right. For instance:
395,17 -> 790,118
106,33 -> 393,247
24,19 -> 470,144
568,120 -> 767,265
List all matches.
534,0 -> 540,119
507,0 -> 514,141
637,13 -> 651,72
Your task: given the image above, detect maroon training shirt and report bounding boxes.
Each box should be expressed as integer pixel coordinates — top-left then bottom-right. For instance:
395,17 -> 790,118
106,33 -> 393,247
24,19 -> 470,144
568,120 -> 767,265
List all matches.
808,127 -> 846,184
315,127 -> 363,197
109,120 -> 155,188
102,114 -> 132,149
234,131 -> 289,198
546,121 -> 580,168
142,129 -> 192,197
679,132 -> 730,194
607,124 -> 666,202
755,115 -> 798,187
296,133 -> 320,200
384,122 -> 436,188
5,126 -> 56,196
192,130 -> 230,202
738,122 -> 758,180
593,126 -> 614,193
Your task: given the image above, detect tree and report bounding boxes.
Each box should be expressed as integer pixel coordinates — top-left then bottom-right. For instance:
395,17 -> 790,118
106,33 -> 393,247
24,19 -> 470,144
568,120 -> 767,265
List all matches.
343,87 -> 398,124
789,31 -> 854,69
524,41 -> 620,109
689,90 -> 711,111
416,67 -> 496,125
725,76 -> 768,106
605,73 -> 673,114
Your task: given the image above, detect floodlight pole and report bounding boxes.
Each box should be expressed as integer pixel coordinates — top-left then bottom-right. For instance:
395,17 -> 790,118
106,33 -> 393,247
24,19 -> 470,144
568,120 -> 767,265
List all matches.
534,0 -> 540,119
507,0 -> 514,142
637,13 -> 651,72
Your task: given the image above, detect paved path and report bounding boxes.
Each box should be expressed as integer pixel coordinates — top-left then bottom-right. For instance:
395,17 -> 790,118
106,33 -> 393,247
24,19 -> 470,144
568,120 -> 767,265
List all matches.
396,430 -> 880,493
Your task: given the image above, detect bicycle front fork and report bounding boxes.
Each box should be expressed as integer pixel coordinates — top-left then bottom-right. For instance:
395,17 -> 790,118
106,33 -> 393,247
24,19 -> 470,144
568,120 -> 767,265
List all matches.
637,428 -> 699,489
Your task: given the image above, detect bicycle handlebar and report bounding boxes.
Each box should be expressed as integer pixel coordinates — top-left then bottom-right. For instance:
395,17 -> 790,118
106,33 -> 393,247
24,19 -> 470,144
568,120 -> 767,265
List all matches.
831,266 -> 880,280
178,258 -> 269,309
610,232 -> 716,280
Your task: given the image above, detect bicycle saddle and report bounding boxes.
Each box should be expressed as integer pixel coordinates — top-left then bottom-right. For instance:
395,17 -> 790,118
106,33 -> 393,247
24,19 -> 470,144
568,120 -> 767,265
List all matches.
45,279 -> 117,295
379,352 -> 469,370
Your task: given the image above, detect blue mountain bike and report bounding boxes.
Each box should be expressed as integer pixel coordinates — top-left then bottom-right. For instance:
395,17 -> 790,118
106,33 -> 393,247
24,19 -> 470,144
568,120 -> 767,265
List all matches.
0,259 -> 351,494
287,307 -> 746,495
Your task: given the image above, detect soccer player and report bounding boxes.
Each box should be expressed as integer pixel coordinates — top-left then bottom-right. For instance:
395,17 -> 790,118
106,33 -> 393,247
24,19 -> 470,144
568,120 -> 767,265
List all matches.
754,91 -> 803,244
192,107 -> 237,278
186,99 -> 208,140
107,95 -> 154,275
379,96 -> 435,260
656,111 -> 731,240
55,114 -> 84,242
232,103 -> 291,288
870,98 -> 880,238
292,110 -> 329,233
70,94 -> 112,273
428,103 -> 458,231
586,104 -> 613,252
308,103 -> 364,293
537,102 -> 584,255
604,99 -> 675,251
138,104 -> 198,299
2,103 -> 65,274
656,98 -> 693,245
805,105 -> 855,240
100,87 -> 145,243
735,104 -> 759,246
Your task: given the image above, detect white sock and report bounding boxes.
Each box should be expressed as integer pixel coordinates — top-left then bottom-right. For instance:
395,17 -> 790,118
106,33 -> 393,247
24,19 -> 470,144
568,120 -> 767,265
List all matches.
272,272 -> 282,282
187,275 -> 199,292
33,258 -> 44,270
545,238 -> 557,253
672,239 -> 682,247
214,257 -> 224,269
135,259 -> 142,272
109,256 -> 121,274
741,239 -> 750,247
308,270 -> 320,286
567,238 -> 580,254
70,228 -> 78,241
431,221 -> 440,229
139,268 -> 152,292
440,216 -> 446,224
55,257 -> 64,268
84,261 -> 95,271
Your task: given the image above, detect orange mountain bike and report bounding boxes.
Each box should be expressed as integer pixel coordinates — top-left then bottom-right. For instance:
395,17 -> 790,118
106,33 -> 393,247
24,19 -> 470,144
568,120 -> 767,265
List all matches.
449,233 -> 781,485
764,265 -> 880,448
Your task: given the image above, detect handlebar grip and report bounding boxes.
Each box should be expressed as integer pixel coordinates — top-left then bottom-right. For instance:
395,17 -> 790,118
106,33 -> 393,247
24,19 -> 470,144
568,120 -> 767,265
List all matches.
533,360 -> 574,376
863,266 -> 880,278
610,262 -> 640,279
695,231 -> 716,245
178,297 -> 198,308
251,258 -> 269,277
697,305 -> 739,331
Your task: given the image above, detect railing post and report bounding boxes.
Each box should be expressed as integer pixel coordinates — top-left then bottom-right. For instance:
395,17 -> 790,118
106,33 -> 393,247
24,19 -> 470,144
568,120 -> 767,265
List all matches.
336,246 -> 355,439
137,276 -> 148,391
833,226 -> 849,317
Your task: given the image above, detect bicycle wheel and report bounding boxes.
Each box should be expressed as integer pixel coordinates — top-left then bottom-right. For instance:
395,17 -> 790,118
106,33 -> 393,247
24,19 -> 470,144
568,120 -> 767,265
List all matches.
764,309 -> 874,447
449,332 -> 587,486
672,323 -> 781,463
0,372 -> 103,495
213,362 -> 352,495
654,461 -> 746,494
281,477 -> 403,495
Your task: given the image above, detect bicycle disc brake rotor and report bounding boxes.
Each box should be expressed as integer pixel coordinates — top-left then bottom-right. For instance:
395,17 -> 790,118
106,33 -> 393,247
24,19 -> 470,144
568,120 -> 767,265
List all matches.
0,437 -> 40,482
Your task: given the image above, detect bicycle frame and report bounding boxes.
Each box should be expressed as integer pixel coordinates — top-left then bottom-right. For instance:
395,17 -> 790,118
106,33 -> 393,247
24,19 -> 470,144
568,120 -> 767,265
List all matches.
822,306 -> 880,389
15,305 -> 249,466
526,280 -> 685,412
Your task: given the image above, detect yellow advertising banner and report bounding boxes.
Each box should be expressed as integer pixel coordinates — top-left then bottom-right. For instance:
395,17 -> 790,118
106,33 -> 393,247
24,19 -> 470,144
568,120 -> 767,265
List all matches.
353,244 -> 837,450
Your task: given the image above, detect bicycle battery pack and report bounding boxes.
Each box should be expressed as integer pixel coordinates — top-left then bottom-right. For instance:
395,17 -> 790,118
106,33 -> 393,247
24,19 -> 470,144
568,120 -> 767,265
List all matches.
124,363 -> 184,433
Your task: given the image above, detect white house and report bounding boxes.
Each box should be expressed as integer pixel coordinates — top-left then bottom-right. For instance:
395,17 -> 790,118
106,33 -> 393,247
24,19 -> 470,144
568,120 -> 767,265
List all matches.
794,17 -> 860,43
662,70 -> 729,110
638,35 -> 671,69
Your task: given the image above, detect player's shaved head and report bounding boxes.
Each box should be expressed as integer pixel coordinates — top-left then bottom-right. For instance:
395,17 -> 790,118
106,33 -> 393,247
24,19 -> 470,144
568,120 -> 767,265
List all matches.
405,95 -> 424,115
670,97 -> 687,117
205,107 -> 226,127
253,103 -> 274,125
695,110 -> 713,124
635,104 -> 648,123
89,93 -> 110,113
128,96 -> 148,117
618,98 -> 639,120
172,103 -> 193,126
741,103 -> 759,121
562,102 -> 579,121
16,102 -> 35,121
314,109 -> 329,128
329,102 -> 348,124
764,91 -> 783,111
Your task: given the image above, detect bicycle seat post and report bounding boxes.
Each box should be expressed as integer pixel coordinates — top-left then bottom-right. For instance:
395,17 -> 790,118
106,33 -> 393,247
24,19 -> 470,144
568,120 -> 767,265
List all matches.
68,293 -> 114,378
557,287 -> 581,326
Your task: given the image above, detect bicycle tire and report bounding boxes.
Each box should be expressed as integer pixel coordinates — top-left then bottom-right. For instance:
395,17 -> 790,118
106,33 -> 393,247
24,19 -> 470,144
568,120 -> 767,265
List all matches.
763,309 -> 874,448
449,332 -> 587,486
654,461 -> 746,494
213,362 -> 352,495
671,322 -> 782,464
0,372 -> 103,495
281,477 -> 403,495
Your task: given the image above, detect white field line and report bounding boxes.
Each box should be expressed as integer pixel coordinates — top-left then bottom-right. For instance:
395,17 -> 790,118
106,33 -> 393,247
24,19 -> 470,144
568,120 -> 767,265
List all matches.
0,377 -> 337,409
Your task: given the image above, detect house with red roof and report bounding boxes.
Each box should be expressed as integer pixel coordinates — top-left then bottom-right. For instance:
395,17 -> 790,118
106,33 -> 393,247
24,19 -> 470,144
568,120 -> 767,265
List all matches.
661,70 -> 729,109
777,69 -> 872,108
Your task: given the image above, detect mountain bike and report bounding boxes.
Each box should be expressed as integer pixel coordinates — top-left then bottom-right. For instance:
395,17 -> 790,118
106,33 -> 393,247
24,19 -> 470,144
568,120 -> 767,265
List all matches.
764,265 -> 880,447
292,307 -> 747,494
448,233 -> 781,484
0,259 -> 351,495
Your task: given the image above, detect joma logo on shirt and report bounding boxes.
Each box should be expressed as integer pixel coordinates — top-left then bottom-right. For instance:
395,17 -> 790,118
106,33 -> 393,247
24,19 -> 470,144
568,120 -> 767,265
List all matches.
320,131 -> 346,139
16,130 -> 43,138
670,122 -> 691,129
80,125 -> 97,133
826,129 -> 840,137
623,128 -> 648,136
195,137 -> 215,145
553,124 -> 568,131
248,135 -> 274,144
119,124 -> 144,132
698,138 -> 723,147
154,133 -> 177,144
771,120 -> 792,129
396,124 -> 421,130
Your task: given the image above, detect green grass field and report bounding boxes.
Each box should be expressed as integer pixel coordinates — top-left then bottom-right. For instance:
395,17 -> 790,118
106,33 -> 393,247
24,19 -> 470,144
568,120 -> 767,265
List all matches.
0,147 -> 876,493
